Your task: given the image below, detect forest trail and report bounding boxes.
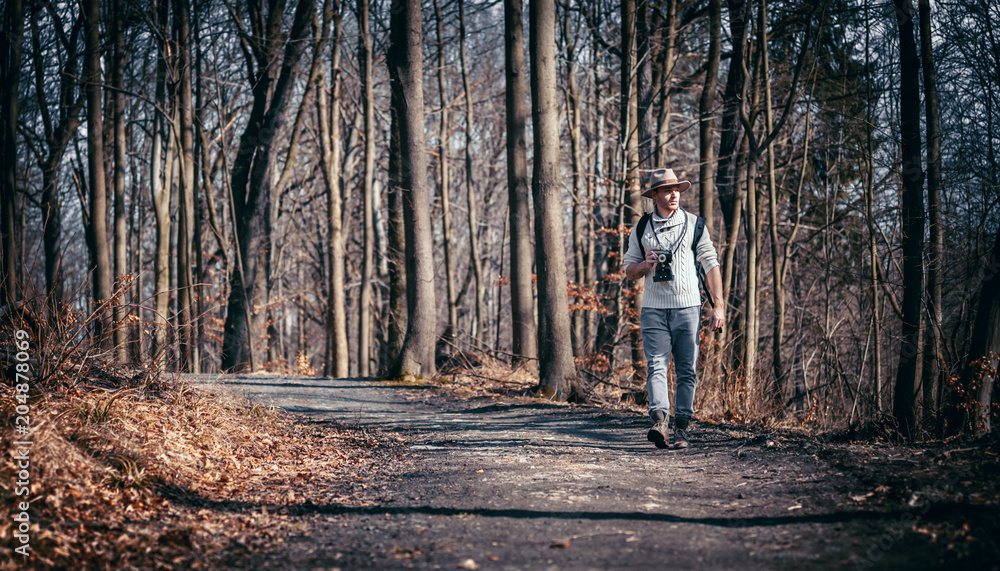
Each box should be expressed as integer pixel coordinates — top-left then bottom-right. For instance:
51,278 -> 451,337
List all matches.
185,375 -> 995,570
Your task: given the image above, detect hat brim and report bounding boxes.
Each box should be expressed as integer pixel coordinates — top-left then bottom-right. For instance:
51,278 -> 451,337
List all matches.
641,180 -> 691,198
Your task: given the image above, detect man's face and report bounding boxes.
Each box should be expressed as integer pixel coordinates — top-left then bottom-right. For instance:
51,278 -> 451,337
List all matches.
651,186 -> 681,216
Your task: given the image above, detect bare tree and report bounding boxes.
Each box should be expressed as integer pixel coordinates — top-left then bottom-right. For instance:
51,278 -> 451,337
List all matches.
357,0 -> 375,377
82,0 -> 112,340
891,0 -> 925,439
459,0 -> 486,346
504,0 -> 537,371
1,0 -> 26,304
220,0 -> 316,372
738,0 -> 814,396
560,4 -> 586,356
316,0 -> 348,378
385,114 -> 407,368
530,0 -> 576,398
111,0 -> 130,362
433,0 -> 458,346
621,0 -> 643,381
652,0 -> 677,168
918,0 -> 942,419
699,0 -> 721,234
387,0 -> 437,379
150,0 -> 172,366
175,0 -> 199,371
29,4 -> 85,310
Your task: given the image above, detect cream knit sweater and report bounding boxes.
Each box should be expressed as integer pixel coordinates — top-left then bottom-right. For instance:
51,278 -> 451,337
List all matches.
622,208 -> 720,309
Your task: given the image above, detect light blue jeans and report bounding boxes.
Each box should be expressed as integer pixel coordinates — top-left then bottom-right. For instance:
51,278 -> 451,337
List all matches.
641,306 -> 700,422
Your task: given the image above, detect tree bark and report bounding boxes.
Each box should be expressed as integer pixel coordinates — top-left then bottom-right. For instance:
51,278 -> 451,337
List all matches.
317,0 -> 348,378
151,0 -> 171,366
561,6 -> 586,357
892,0 -> 925,439
386,114 -> 407,368
111,0 -> 128,362
761,0 -> 786,400
357,0 -> 375,376
459,0 -> 486,347
504,0 -> 537,371
433,0 -> 458,348
530,0 -> 576,398
175,0 -> 198,372
717,0 -> 749,351
387,0 -> 437,379
621,0 -> 644,382
654,0 -> 677,168
0,0 -> 25,305
918,0 -> 942,421
82,0 -> 112,340
699,0 -> 721,233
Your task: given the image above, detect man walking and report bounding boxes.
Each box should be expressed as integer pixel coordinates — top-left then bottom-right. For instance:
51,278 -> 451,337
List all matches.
623,168 -> 725,449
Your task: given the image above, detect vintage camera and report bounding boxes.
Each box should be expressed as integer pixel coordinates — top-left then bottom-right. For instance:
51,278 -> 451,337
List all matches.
652,250 -> 673,282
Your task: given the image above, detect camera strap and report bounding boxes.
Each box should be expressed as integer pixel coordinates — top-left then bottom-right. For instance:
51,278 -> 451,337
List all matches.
649,210 -> 688,257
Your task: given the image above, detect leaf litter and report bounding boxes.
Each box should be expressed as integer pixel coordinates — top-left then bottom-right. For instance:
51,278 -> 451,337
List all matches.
0,375 -> 406,570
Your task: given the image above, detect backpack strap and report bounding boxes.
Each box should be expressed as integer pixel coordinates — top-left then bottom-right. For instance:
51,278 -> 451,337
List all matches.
635,213 -> 652,258
692,216 -> 706,254
691,216 -> 715,308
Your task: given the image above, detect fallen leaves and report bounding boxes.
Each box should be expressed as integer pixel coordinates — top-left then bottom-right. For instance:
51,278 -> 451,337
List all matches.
0,381 -> 404,570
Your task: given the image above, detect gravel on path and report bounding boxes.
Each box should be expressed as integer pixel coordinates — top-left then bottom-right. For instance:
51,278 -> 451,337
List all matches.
183,374 -> 987,570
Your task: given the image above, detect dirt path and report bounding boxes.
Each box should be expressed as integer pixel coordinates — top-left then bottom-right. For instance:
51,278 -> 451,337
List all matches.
185,375 -> 997,570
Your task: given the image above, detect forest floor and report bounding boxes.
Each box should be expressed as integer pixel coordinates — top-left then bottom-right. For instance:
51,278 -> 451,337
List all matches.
175,373 -> 1000,571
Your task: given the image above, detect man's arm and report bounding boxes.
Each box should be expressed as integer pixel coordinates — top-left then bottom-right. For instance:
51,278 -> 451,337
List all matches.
706,265 -> 725,330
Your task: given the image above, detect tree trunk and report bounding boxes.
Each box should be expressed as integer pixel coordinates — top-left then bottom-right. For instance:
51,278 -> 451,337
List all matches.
82,0 -> 112,341
621,0 -> 644,382
654,0 -> 677,168
0,0 -> 25,305
699,0 -> 721,233
863,0 -> 882,413
358,0 -> 375,377
386,114 -> 407,369
562,7 -> 586,357
530,0 -> 576,398
151,0 -> 171,366
918,0 -> 942,422
761,0 -> 787,401
717,0 -> 749,347
175,0 -> 198,372
111,0 -> 128,362
459,0 -> 486,348
387,0 -> 437,380
318,0 -> 348,378
504,0 -> 537,372
433,0 -> 458,348
892,0 -> 925,440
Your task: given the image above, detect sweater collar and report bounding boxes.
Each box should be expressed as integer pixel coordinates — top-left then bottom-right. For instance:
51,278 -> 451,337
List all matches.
651,207 -> 685,227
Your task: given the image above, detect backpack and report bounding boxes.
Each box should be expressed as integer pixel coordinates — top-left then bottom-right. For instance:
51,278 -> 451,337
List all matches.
635,212 -> 715,308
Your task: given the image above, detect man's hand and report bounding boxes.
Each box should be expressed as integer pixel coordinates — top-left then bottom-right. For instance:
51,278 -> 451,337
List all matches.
708,307 -> 725,331
625,249 -> 660,281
